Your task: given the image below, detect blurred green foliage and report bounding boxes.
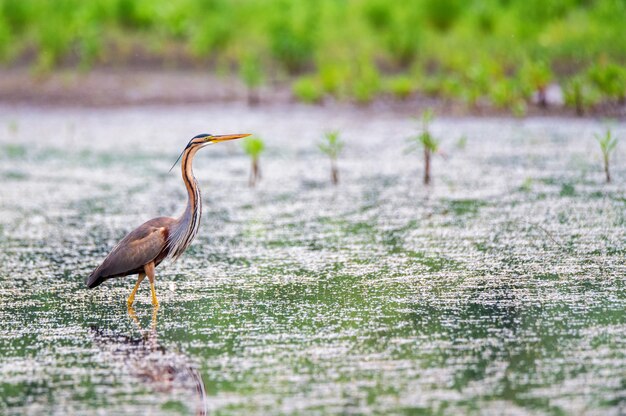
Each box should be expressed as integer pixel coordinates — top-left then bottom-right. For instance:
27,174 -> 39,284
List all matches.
292,76 -> 323,103
407,108 -> 439,154
563,75 -> 601,115
0,0 -> 625,109
242,136 -> 265,159
319,130 -> 344,184
318,130 -> 344,161
587,62 -> 626,103
242,135 -> 265,187
594,127 -> 618,183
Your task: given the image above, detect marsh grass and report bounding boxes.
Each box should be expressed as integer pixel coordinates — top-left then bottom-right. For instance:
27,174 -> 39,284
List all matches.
385,76 -> 415,100
594,128 -> 619,183
520,60 -> 553,107
1,1 -> 625,109
318,131 -> 344,185
242,136 -> 265,187
563,76 -> 600,116
239,54 -> 264,107
292,77 -> 324,104
588,63 -> 626,104
406,108 -> 439,185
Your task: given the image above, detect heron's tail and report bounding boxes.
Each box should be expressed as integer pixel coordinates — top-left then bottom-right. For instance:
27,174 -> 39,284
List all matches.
85,270 -> 105,288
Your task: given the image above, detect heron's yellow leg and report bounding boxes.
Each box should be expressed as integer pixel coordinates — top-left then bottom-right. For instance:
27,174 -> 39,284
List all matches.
149,282 -> 159,306
145,262 -> 159,307
127,273 -> 145,308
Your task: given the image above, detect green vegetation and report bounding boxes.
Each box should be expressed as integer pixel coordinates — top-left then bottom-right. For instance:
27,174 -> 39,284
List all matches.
587,63 -> 626,104
563,75 -> 600,116
594,128 -> 619,183
1,0 -> 626,110
385,76 -> 415,100
241,136 -> 265,187
406,108 -> 439,185
560,183 -> 576,197
519,60 -> 553,108
239,53 -> 264,106
318,130 -> 344,185
2,143 -> 26,158
292,76 -> 323,104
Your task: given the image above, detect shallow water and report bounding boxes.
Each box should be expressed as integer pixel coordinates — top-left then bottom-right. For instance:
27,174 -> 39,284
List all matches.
0,104 -> 624,415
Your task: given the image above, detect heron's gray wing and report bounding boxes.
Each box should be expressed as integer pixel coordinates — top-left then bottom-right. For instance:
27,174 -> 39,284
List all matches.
88,217 -> 175,285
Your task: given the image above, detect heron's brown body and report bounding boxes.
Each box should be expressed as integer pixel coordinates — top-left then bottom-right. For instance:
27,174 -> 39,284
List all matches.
85,133 -> 250,307
86,217 -> 175,287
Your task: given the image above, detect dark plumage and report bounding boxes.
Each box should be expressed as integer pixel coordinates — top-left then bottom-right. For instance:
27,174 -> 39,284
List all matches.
86,217 -> 175,288
192,133 -> 211,139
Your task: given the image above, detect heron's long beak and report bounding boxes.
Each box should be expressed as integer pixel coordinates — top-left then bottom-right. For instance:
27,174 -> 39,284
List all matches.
210,133 -> 251,143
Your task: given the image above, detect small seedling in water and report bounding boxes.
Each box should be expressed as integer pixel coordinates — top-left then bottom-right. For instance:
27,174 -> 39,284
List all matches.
594,128 -> 618,183
318,130 -> 344,185
242,136 -> 265,187
406,108 -> 439,185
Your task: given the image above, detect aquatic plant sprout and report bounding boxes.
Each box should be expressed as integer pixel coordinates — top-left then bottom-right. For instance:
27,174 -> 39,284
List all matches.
406,108 -> 439,185
242,136 -> 265,187
594,128 -> 619,183
318,130 -> 344,185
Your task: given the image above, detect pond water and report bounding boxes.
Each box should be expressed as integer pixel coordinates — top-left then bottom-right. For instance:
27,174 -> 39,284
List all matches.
0,104 -> 624,415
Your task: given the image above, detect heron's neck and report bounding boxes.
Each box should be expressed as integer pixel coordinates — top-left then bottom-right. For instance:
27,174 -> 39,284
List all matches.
180,146 -> 202,222
168,146 -> 203,260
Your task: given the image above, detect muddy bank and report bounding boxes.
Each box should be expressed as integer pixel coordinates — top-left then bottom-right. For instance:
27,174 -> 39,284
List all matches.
1,69 -> 625,119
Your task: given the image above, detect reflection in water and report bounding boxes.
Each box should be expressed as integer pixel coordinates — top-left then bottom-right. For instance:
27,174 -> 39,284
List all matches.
90,307 -> 207,415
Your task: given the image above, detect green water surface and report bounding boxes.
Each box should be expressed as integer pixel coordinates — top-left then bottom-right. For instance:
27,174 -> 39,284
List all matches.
0,105 -> 624,415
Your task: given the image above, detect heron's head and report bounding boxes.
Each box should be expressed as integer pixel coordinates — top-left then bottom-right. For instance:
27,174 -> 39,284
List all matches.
169,133 -> 251,172
187,133 -> 251,148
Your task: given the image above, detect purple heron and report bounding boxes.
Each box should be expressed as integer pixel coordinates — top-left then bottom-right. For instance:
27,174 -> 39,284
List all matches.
85,133 -> 250,307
